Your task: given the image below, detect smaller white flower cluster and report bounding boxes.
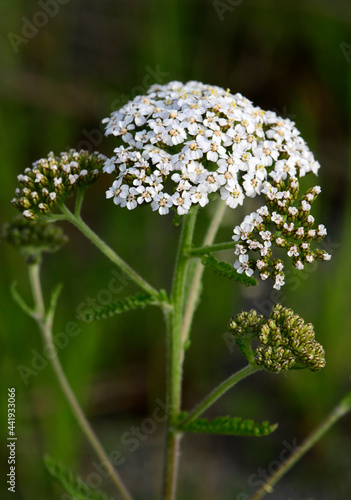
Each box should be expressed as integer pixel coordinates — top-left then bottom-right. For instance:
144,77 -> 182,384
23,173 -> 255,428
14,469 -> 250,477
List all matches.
12,150 -> 106,220
233,178 -> 331,289
102,81 -> 320,216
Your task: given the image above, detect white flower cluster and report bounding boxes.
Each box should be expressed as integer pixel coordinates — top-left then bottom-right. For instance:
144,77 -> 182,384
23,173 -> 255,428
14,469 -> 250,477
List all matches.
102,81 -> 320,215
12,150 -> 106,220
232,180 -> 331,290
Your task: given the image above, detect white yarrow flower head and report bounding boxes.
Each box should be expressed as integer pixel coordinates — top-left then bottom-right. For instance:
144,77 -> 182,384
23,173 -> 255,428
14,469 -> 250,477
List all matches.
102,81 -> 320,217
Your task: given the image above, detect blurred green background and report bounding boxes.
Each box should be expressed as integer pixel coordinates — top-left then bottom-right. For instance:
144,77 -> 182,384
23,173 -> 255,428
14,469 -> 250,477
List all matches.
1,0 -> 351,498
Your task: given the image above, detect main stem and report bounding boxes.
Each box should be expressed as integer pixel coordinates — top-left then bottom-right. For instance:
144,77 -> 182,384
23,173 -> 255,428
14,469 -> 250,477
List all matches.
59,204 -> 158,297
162,208 -> 199,500
28,263 -> 134,500
162,201 -> 227,498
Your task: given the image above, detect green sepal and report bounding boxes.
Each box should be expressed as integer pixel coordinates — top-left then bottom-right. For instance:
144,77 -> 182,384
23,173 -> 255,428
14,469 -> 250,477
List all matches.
201,255 -> 257,286
177,414 -> 277,437
44,455 -> 115,500
78,292 -> 158,322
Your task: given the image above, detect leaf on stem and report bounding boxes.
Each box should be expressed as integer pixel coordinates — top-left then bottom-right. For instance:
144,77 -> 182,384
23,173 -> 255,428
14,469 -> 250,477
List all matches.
44,455 -> 116,500
201,255 -> 257,286
177,414 -> 277,437
47,283 -> 63,325
10,281 -> 36,318
78,292 -> 159,322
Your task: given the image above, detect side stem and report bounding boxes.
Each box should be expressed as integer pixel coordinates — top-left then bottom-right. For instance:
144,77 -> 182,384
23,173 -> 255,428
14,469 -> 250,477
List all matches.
187,241 -> 236,256
249,391 -> 351,500
59,203 -> 158,297
180,364 -> 259,425
28,263 -> 134,500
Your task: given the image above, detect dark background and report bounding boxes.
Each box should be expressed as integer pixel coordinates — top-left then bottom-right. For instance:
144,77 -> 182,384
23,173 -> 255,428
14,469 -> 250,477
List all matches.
1,0 -> 351,499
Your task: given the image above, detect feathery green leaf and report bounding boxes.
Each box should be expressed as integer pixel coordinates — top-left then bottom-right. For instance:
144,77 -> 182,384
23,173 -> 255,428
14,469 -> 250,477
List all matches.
78,292 -> 158,322
201,255 -> 257,286
44,455 -> 115,500
177,414 -> 277,437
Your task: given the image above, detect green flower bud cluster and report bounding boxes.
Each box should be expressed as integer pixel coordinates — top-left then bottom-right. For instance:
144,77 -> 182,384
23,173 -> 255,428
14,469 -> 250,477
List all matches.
229,309 -> 266,362
255,304 -> 325,373
233,177 -> 331,290
229,309 -> 265,339
2,214 -> 68,259
12,150 -> 106,220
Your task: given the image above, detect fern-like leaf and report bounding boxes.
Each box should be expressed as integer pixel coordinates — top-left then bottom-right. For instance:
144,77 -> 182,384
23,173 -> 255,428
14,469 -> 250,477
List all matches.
78,292 -> 158,322
177,415 -> 277,437
44,455 -> 115,500
201,255 -> 257,286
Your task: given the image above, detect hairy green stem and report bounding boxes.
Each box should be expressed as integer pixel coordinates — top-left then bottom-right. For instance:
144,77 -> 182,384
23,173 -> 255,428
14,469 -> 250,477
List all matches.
162,207 -> 199,500
74,187 -> 86,218
162,201 -> 227,498
249,391 -> 351,500
28,262 -> 45,317
28,263 -> 134,500
59,203 -> 158,297
180,364 -> 259,426
181,200 -> 227,347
